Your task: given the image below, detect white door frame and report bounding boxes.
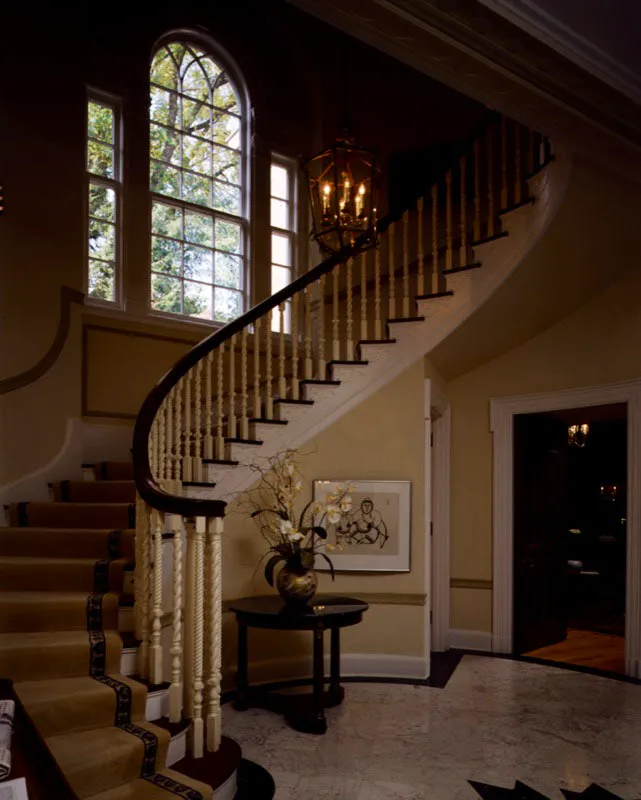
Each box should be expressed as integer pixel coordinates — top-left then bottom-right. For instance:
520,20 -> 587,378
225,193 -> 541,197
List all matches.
429,381 -> 451,652
490,378 -> 641,678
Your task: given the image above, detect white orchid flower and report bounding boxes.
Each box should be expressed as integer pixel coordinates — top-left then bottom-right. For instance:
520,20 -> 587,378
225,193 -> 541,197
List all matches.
279,519 -> 295,536
340,496 -> 352,513
288,530 -> 304,542
326,504 -> 341,524
294,480 -> 303,492
310,501 -> 324,517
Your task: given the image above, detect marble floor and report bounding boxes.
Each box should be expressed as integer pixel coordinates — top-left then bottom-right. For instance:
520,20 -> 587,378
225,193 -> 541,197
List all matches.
222,655 -> 641,800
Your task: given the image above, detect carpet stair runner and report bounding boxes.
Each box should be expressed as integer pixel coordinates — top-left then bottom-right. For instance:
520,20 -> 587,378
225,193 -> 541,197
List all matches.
0,461 -> 214,799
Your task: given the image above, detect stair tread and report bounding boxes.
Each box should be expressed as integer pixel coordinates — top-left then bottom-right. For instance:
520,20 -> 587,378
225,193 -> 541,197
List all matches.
0,527 -> 135,559
0,590 -> 120,633
87,768 -> 214,799
47,721 -> 170,799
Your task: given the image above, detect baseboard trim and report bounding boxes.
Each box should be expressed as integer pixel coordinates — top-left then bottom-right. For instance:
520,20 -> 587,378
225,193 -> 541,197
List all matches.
448,629 -> 492,652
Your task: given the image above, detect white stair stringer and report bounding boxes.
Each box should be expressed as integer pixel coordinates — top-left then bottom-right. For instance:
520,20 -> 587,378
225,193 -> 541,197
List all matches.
202,150 -> 571,502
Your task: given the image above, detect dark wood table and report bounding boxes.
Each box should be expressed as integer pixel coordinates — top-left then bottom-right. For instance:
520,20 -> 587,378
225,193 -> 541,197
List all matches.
228,595 -> 369,734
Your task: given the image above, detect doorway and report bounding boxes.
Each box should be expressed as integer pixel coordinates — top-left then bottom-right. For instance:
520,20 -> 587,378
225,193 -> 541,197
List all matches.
513,403 -> 627,674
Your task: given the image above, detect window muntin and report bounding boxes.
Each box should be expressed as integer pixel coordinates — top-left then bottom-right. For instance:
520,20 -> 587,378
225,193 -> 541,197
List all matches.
270,159 -> 297,333
87,97 -> 121,303
149,41 -> 246,322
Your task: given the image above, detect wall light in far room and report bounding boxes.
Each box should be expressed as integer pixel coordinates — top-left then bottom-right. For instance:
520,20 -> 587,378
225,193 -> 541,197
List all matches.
568,423 -> 589,448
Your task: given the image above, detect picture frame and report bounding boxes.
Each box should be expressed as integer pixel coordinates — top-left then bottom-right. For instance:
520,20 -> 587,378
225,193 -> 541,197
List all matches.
313,479 -> 411,572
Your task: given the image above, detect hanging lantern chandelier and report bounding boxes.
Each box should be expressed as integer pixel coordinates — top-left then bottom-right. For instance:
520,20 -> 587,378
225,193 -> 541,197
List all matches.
301,131 -> 379,256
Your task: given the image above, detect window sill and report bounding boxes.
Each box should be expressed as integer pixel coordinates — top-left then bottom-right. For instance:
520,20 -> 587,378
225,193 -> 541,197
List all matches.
83,299 -> 225,338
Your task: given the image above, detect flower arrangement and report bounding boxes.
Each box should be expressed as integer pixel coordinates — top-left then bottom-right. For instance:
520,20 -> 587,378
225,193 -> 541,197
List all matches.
245,451 -> 353,591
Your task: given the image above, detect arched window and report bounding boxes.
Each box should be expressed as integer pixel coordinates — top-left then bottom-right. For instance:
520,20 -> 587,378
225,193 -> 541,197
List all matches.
149,40 -> 247,322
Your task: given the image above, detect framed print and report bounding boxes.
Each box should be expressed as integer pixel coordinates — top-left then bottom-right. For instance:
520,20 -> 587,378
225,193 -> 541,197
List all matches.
313,479 -> 411,572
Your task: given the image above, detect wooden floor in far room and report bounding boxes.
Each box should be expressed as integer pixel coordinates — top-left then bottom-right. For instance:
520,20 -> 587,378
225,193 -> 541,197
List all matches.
525,628 -> 626,674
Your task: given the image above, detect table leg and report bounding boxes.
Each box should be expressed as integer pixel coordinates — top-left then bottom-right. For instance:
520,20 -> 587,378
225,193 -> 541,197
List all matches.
328,627 -> 345,706
311,628 -> 328,733
235,620 -> 249,711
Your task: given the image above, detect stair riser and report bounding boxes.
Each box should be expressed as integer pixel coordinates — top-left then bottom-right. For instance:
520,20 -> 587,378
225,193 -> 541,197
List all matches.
0,595 -> 119,634
301,385 -> 342,403
225,442 -> 262,461
9,503 -> 135,529
54,481 -> 136,504
0,561 -> 130,594
0,529 -> 135,560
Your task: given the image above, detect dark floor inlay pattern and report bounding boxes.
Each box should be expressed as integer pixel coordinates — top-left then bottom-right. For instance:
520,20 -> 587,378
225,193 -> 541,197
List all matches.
470,781 -> 627,800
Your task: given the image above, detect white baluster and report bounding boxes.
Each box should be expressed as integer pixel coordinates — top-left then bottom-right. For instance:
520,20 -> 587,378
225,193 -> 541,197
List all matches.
445,170 -> 453,272
431,184 -> 439,294
253,319 -> 261,419
388,222 -> 396,319
240,328 -> 249,439
265,310 -> 273,419
291,292 -> 299,399
228,334 -> 236,439
134,492 -> 145,647
501,114 -> 508,210
346,258 -> 354,360
191,516 -> 205,758
474,139 -> 481,242
169,514 -> 183,722
304,286 -> 313,380
216,344 -> 225,460
487,123 -> 495,238
205,353 -> 213,460
183,376 -> 192,482
318,276 -> 326,377
402,211 -> 410,317
150,508 -> 165,685
194,363 -> 202,482
360,251 -> 368,341
137,503 -> 151,679
374,244 -> 382,339
332,265 -> 340,361
278,304 -> 286,398
166,392 -> 174,491
417,198 -> 425,296
183,517 -> 196,721
150,419 -> 159,483
459,155 -> 467,269
206,516 -> 223,752
158,402 -> 166,484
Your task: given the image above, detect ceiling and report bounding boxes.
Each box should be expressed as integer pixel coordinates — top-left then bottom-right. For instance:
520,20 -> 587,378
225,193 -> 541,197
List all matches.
478,0 -> 641,104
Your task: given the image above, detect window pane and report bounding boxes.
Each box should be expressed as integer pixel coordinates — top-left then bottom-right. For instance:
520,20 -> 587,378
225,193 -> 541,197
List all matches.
152,273 -> 182,314
215,252 -> 242,289
213,77 -> 238,114
214,287 -> 242,323
89,220 -> 116,261
183,99 -> 211,140
213,147 -> 240,185
185,211 -> 213,246
183,172 -> 210,206
213,181 -> 240,215
88,102 -> 114,143
152,201 -> 182,238
151,48 -> 179,92
151,162 -> 180,198
183,61 -> 211,104
270,198 -> 288,229
184,280 -> 213,319
214,220 -> 241,254
88,259 -> 115,301
150,86 -> 178,127
150,124 -> 180,165
271,264 -> 291,294
271,232 -> 290,267
184,245 -> 213,282
213,114 -> 240,149
183,136 -> 211,175
151,236 -> 181,275
88,141 -> 114,178
89,184 -> 116,221
270,165 -> 288,200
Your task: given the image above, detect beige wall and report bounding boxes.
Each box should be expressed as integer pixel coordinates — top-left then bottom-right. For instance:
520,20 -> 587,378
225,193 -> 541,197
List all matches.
219,361 -> 427,669
447,262 -> 641,631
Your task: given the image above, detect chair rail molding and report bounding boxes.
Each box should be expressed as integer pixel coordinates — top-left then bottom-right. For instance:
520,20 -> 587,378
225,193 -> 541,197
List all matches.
490,378 -> 641,679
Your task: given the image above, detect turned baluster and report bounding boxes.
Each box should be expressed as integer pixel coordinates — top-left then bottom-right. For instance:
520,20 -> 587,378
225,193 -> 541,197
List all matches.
253,318 -> 262,419
332,265 -> 340,361
149,507 -> 164,685
374,244 -> 382,339
169,514 -> 184,722
445,171 -> 453,273
265,310 -> 274,418
318,275 -> 327,376
360,251 -> 368,341
501,114 -> 508,211
487,123 -> 495,238
346,258 -> 354,360
204,353 -> 213,460
193,363 -> 202,482
291,292 -> 300,398
278,303 -> 286,398
417,197 -> 424,296
304,286 -> 313,380
183,376 -> 192,482
431,183 -> 439,294
205,516 -> 223,752
216,344 -> 225,459
514,122 -> 522,204
174,384 -> 182,488
388,222 -> 396,319
459,155 -> 467,268
473,139 -> 481,242
228,334 -> 236,439
402,211 -> 410,317
135,494 -> 150,679
240,328 -> 249,439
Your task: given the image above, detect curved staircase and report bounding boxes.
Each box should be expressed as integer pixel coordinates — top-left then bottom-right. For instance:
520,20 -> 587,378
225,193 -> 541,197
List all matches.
0,462 -> 239,799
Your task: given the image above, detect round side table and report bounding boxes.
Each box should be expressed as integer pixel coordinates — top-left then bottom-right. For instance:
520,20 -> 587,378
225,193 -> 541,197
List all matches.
228,595 -> 369,734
